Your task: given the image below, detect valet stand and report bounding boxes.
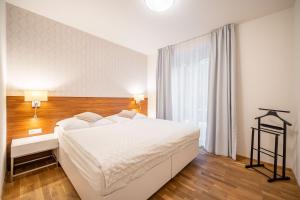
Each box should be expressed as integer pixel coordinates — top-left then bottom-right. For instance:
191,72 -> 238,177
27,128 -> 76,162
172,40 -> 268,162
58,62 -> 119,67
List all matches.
245,108 -> 292,182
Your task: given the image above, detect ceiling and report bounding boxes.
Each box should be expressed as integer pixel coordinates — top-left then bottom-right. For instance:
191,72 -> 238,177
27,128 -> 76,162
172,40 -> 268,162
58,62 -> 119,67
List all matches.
7,0 -> 295,54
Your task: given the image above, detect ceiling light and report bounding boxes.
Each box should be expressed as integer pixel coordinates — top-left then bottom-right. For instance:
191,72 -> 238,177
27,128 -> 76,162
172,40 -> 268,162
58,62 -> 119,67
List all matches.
145,0 -> 175,12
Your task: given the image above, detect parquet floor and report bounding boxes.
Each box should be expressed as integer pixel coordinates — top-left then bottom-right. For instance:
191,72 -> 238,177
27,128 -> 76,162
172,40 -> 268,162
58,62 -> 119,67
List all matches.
3,150 -> 300,200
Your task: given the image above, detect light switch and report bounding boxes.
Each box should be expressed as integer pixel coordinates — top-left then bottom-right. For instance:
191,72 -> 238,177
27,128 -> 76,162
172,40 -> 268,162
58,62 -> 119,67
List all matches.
28,128 -> 42,135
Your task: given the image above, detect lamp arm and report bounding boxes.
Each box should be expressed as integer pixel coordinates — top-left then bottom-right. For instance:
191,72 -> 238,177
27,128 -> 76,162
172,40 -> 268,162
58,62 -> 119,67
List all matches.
33,100 -> 39,118
34,105 -> 38,118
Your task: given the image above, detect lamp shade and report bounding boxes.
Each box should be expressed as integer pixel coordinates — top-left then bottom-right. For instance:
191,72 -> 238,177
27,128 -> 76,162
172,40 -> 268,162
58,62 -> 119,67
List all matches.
134,94 -> 145,102
24,90 -> 48,102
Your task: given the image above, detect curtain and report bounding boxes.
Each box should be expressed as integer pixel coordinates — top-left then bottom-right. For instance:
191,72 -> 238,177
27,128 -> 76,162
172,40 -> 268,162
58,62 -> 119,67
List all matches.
156,46 -> 174,120
171,35 -> 210,146
205,24 -> 237,159
156,24 -> 237,157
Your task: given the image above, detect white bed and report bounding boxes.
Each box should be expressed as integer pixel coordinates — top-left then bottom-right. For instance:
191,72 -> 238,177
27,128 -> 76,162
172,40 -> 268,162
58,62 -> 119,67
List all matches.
55,117 -> 200,200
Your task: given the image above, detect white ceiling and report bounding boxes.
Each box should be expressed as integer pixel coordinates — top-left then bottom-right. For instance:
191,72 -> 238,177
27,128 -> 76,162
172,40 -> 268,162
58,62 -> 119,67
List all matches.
7,0 -> 295,54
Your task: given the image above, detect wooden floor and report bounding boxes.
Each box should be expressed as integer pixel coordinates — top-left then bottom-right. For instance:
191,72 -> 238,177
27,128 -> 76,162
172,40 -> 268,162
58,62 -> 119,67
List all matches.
3,150 -> 300,200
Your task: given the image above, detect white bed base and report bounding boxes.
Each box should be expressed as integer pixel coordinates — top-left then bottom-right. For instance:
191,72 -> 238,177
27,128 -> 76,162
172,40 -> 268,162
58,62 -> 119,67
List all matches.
59,141 -> 199,200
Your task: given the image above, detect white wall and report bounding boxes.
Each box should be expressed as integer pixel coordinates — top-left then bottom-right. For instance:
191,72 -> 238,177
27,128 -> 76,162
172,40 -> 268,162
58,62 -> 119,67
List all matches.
6,4 -> 147,97
294,0 -> 300,184
0,0 -> 7,197
147,52 -> 157,118
237,8 -> 296,168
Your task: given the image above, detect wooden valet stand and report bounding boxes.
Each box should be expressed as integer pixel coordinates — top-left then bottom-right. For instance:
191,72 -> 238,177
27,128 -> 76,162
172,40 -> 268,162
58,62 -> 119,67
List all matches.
245,108 -> 292,182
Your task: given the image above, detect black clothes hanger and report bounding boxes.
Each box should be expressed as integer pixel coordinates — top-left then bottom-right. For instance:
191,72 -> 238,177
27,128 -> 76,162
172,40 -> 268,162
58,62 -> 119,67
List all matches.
255,108 -> 292,126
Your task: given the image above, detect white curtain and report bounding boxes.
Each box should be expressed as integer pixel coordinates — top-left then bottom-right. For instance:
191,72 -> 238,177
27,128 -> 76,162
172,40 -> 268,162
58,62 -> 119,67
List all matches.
205,24 -> 237,159
156,24 -> 236,158
171,35 -> 210,146
156,46 -> 174,120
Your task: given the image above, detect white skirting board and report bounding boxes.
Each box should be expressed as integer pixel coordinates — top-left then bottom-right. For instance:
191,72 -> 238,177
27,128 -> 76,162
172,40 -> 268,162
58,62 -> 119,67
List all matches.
59,141 -> 199,200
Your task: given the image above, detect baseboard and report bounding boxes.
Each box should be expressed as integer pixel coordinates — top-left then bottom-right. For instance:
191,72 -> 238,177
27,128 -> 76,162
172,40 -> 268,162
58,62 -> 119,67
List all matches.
290,165 -> 299,186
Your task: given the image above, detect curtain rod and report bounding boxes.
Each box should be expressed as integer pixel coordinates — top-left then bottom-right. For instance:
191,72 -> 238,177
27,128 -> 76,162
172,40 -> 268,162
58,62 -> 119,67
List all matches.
165,23 -> 234,48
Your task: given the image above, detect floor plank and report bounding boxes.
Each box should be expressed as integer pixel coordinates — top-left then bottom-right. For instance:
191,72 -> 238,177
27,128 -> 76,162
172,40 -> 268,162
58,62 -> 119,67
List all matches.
3,150 -> 300,200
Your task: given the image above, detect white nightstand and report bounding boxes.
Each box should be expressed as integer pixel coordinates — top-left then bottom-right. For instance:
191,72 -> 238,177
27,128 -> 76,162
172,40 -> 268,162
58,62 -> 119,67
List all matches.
10,133 -> 59,181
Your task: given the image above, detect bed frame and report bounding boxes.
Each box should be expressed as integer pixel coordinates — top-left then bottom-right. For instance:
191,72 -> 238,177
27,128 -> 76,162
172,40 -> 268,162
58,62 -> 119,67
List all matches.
58,140 -> 199,200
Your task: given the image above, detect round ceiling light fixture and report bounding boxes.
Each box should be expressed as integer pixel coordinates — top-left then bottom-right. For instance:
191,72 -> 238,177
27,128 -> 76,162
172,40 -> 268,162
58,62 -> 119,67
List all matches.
145,0 -> 175,12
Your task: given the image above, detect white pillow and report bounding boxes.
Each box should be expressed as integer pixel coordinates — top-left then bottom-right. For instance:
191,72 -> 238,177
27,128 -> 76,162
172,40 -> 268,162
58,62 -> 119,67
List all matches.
118,110 -> 136,119
106,115 -> 131,123
133,113 -> 147,120
90,118 -> 115,127
56,118 -> 90,130
74,112 -> 103,123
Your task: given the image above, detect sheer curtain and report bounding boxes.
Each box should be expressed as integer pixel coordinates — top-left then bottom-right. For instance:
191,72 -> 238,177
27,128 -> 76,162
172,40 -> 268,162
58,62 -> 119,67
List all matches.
171,35 -> 210,146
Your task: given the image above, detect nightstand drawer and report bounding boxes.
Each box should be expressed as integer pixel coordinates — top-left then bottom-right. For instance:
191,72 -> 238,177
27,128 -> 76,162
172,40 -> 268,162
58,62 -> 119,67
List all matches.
11,134 -> 58,158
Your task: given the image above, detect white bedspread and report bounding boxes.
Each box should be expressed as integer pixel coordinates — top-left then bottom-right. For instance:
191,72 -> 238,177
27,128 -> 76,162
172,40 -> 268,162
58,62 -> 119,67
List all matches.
63,119 -> 200,192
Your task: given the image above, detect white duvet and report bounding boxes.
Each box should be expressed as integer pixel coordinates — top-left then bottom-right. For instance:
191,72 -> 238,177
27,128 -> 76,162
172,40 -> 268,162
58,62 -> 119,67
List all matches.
63,118 -> 200,192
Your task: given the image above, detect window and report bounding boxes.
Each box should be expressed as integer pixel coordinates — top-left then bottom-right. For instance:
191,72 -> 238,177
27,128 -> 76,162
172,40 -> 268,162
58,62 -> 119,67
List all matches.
171,36 -> 210,147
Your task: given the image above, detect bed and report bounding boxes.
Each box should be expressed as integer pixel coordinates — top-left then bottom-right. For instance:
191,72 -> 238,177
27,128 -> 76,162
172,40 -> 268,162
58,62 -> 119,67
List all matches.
55,116 -> 200,200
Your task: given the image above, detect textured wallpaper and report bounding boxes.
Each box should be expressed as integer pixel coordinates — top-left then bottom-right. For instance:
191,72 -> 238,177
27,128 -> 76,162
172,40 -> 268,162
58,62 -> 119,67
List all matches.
6,4 -> 147,97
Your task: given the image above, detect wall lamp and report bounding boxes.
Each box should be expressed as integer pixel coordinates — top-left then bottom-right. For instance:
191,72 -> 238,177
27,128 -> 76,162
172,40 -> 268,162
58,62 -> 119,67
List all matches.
24,90 -> 48,118
134,94 -> 145,111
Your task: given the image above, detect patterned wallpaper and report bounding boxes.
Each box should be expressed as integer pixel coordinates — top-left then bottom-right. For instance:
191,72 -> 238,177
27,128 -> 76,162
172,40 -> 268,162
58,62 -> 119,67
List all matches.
6,4 -> 147,97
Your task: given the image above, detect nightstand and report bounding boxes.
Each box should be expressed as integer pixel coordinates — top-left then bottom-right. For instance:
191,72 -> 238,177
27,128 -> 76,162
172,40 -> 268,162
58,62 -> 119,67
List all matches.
10,133 -> 59,181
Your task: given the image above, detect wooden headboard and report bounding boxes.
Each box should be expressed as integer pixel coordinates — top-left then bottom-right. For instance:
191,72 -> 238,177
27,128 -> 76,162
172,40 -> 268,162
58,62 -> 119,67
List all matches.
6,96 -> 147,147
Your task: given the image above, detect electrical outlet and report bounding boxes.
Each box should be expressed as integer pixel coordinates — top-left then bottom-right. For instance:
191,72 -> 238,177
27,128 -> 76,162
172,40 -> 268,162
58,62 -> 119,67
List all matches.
28,128 -> 42,135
